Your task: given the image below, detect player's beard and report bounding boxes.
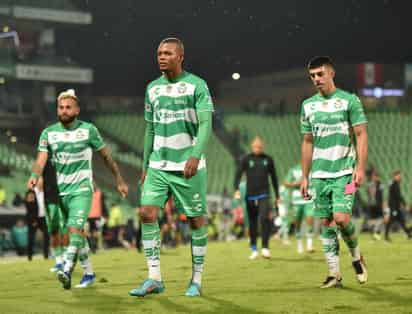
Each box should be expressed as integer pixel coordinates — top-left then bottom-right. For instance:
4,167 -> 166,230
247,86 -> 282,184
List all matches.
58,113 -> 77,125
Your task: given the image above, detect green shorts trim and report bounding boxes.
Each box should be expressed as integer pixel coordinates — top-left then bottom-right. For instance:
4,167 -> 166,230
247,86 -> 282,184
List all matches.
59,192 -> 92,230
312,175 -> 354,219
141,167 -> 207,217
293,202 -> 314,221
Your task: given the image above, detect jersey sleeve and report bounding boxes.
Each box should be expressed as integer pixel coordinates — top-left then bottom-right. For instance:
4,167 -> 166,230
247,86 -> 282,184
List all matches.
300,103 -> 312,134
89,125 -> 106,151
195,80 -> 214,113
349,94 -> 367,126
37,129 -> 49,152
144,87 -> 153,122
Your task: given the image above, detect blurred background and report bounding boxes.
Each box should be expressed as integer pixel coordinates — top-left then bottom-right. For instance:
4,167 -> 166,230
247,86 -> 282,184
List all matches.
0,0 -> 410,255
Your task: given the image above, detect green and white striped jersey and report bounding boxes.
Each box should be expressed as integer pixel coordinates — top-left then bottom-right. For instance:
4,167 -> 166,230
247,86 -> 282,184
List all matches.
145,71 -> 214,171
300,89 -> 367,179
285,164 -> 313,205
38,120 -> 105,196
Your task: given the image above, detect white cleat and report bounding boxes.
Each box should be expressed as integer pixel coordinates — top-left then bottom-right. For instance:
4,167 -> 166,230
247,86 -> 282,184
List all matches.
261,248 -> 271,259
249,251 -> 259,260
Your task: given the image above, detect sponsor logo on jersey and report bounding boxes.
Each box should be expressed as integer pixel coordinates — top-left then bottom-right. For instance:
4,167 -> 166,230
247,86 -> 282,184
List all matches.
174,99 -> 187,105
166,85 -> 173,93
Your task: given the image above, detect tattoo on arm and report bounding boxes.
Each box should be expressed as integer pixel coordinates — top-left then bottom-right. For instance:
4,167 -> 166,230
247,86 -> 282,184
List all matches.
99,147 -> 123,181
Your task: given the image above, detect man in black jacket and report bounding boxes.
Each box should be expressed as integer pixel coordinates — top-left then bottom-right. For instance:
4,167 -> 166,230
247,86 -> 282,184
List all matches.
234,136 -> 279,259
384,170 -> 411,241
367,171 -> 385,240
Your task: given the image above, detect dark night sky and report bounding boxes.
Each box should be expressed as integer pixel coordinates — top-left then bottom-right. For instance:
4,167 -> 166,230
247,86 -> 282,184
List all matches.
61,0 -> 411,96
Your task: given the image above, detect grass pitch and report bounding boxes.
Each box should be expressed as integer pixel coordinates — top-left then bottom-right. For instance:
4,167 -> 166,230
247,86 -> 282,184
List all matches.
0,234 -> 411,314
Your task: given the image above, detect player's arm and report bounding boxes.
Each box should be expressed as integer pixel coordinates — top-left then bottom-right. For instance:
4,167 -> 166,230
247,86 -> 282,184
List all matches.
268,157 -> 279,200
350,94 -> 368,187
184,111 -> 212,179
184,80 -> 214,179
98,147 -> 128,198
27,151 -> 48,189
141,121 -> 154,184
301,133 -> 313,199
353,124 -> 368,186
233,155 -> 246,194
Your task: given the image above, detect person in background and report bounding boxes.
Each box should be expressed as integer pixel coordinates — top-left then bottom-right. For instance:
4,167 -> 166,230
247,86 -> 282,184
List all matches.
12,193 -> 24,207
367,171 -> 385,240
88,184 -> 106,253
11,219 -> 28,256
385,170 -> 412,241
33,178 -> 50,259
0,184 -> 6,206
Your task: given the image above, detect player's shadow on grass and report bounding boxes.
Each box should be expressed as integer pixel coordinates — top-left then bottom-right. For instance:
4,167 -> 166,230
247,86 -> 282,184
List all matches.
343,281 -> 412,307
266,256 -> 324,263
156,295 -> 271,314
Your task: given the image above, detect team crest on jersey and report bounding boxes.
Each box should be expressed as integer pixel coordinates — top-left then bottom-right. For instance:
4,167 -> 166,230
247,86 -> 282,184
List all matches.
64,132 -> 70,138
322,101 -> 328,108
166,85 -> 173,94
178,83 -> 187,94
249,160 -> 255,168
334,99 -> 343,109
263,159 -> 268,166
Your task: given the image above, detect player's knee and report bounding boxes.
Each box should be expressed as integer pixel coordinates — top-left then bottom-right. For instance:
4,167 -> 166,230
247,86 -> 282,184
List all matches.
139,206 -> 157,223
333,215 -> 349,227
69,227 -> 83,234
189,216 -> 205,229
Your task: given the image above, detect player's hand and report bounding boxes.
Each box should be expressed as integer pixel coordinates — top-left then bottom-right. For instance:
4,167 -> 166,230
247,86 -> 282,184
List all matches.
300,177 -> 311,200
117,178 -> 129,198
352,167 -> 365,187
140,171 -> 147,185
27,177 -> 38,190
184,157 -> 200,179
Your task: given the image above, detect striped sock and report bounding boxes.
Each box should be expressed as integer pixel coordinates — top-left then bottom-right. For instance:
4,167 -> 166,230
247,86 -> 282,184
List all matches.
79,238 -> 94,275
321,225 -> 340,277
191,226 -> 208,286
339,221 -> 360,261
142,222 -> 161,281
64,233 -> 83,273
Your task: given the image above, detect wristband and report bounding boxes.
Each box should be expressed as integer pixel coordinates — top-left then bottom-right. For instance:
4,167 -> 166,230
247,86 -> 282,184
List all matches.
30,172 -> 39,179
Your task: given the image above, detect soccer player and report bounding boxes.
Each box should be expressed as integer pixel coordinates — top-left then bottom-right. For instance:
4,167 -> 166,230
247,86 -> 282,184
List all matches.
27,89 -> 128,289
128,38 -> 213,297
234,136 -> 279,259
284,164 -> 314,253
300,56 -> 368,288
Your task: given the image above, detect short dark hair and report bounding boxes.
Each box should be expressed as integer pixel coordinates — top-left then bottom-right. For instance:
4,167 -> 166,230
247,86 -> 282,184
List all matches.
307,56 -> 334,70
159,37 -> 184,54
393,169 -> 401,176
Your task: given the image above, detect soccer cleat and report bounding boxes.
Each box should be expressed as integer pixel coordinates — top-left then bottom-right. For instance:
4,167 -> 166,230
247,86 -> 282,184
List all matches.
128,279 -> 165,297
75,273 -> 96,288
50,263 -> 63,273
57,270 -> 71,290
352,255 -> 368,284
249,250 -> 258,260
261,248 -> 271,259
185,282 -> 201,297
372,233 -> 381,241
320,276 -> 343,289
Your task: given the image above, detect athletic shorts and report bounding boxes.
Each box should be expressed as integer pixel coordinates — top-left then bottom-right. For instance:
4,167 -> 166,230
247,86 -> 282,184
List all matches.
311,175 -> 354,219
293,202 -> 314,221
59,192 -> 93,230
141,167 -> 207,218
45,202 -> 67,234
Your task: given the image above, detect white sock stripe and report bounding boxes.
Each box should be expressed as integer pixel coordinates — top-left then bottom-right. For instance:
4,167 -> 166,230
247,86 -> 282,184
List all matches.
142,230 -> 159,236
67,246 -> 77,254
192,233 -> 208,240
321,238 -> 337,245
192,246 -> 207,256
142,240 -> 158,248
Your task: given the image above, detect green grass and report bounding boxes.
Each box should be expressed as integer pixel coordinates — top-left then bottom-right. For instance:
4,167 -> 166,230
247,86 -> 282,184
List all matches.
1,234 -> 412,314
